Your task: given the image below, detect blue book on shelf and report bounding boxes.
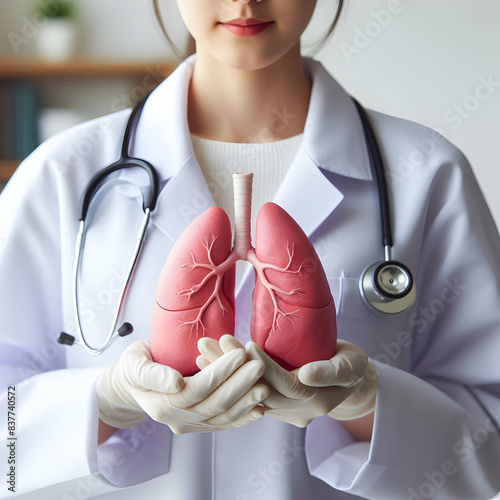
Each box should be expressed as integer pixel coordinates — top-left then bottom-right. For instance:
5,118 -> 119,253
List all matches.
13,82 -> 40,161
0,83 -> 14,160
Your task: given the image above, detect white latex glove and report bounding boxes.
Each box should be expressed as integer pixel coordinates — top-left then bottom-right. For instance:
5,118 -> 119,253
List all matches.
197,336 -> 377,427
300,341 -> 379,422
97,340 -> 269,434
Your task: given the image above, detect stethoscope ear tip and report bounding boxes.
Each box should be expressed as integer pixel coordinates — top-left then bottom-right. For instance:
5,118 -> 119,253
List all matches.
57,332 -> 76,346
118,323 -> 134,337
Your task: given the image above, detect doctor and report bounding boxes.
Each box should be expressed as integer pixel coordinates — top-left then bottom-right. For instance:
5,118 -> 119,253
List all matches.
1,0 -> 500,498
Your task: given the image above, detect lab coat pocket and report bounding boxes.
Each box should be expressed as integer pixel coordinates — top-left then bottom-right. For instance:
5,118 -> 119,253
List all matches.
328,275 -> 374,320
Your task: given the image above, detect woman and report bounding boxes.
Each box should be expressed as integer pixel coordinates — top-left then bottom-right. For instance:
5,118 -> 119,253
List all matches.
1,1 -> 500,498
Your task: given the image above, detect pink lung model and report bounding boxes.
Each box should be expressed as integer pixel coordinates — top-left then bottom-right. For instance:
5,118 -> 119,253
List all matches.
151,173 -> 337,375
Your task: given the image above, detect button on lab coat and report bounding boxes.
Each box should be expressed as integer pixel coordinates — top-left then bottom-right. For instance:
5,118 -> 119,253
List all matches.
1,56 -> 500,500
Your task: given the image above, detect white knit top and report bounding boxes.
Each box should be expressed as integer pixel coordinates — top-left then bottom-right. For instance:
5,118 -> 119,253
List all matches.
191,134 -> 303,288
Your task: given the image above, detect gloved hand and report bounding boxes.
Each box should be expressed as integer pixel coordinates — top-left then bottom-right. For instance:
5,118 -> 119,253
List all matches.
300,341 -> 379,422
197,336 -> 378,427
97,339 -> 269,434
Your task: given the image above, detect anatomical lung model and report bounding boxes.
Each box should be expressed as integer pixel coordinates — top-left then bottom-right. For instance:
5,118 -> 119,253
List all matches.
151,173 -> 337,375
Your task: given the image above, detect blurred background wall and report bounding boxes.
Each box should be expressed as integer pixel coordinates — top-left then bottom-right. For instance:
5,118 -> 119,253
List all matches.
314,0 -> 500,225
0,0 -> 499,227
1,0 -> 180,60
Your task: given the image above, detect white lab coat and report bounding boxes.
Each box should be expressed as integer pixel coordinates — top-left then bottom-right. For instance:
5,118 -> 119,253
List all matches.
1,56 -> 500,500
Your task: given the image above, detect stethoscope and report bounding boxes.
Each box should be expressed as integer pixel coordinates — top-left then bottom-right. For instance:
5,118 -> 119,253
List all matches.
58,95 -> 416,355
353,100 -> 416,315
58,97 -> 159,355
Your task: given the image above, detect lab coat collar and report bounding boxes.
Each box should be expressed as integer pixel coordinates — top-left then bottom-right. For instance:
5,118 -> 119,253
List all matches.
302,58 -> 372,181
132,54 -> 373,183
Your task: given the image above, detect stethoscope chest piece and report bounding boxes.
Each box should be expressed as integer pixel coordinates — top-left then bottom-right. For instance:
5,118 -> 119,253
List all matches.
360,260 -> 416,315
352,97 -> 416,316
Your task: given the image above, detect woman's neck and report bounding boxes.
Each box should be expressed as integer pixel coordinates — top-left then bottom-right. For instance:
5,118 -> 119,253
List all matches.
187,46 -> 311,143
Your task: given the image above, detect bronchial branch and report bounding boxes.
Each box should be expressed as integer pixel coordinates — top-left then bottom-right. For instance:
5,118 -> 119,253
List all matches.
233,173 -> 254,260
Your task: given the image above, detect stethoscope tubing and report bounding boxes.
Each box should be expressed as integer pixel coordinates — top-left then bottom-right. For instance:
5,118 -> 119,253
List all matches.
72,209 -> 150,355
352,99 -> 393,253
66,95 -> 159,355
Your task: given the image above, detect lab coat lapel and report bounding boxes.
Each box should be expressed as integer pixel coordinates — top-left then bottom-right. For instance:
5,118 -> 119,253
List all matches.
273,148 -> 344,238
150,156 -> 215,242
255,57 -> 374,238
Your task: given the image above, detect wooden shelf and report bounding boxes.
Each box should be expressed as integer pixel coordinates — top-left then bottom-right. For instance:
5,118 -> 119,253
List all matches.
0,59 -> 176,79
0,59 -> 179,183
0,160 -> 20,180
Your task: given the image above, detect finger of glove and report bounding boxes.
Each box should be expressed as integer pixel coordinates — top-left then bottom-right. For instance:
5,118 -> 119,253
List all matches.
204,383 -> 269,426
168,349 -> 247,408
220,335 -> 245,353
220,335 -> 254,363
196,355 -> 211,370
246,342 -> 315,400
212,405 -> 265,431
322,342 -> 369,387
189,359 -> 266,416
260,385 -> 294,410
261,386 -> 319,427
197,336 -> 245,366
132,387 -> 231,429
164,399 -> 265,434
298,342 -> 368,388
197,337 -> 224,363
122,340 -> 184,393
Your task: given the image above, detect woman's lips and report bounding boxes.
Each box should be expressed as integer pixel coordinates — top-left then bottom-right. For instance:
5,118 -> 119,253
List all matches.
221,18 -> 274,37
